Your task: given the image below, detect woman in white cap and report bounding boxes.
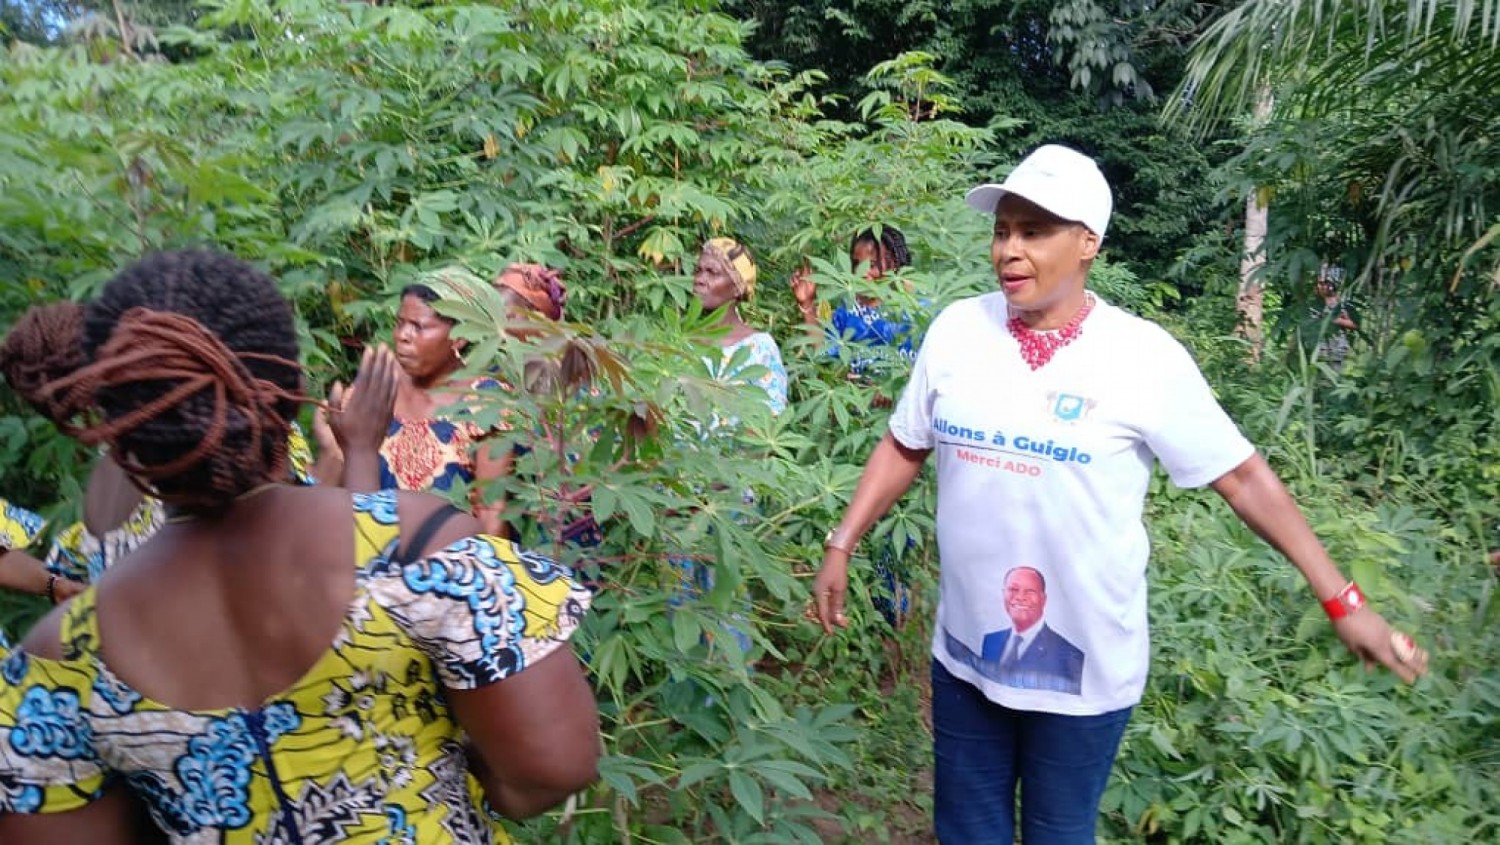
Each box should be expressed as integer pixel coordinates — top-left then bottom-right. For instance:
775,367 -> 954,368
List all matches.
809,144 -> 1428,844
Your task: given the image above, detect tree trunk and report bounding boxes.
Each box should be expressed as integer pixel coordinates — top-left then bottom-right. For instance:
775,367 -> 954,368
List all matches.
1237,86 -> 1274,360
1238,187 -> 1268,359
111,0 -> 135,58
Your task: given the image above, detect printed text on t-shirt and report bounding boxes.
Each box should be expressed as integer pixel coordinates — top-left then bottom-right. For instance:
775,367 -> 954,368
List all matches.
933,417 -> 1094,465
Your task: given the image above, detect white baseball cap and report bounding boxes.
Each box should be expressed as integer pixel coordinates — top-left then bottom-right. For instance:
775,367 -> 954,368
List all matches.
965,144 -> 1113,239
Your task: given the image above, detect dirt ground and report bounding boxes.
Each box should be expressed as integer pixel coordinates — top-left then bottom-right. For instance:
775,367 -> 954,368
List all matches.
808,655 -> 937,844
810,781 -> 936,844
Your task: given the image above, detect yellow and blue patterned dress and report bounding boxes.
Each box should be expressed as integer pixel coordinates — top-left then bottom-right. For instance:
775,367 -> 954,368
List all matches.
0,489 -> 591,843
0,498 -> 49,652
0,499 -> 45,556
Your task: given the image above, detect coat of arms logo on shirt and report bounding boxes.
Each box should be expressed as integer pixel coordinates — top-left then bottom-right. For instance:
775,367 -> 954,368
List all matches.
1048,392 -> 1097,423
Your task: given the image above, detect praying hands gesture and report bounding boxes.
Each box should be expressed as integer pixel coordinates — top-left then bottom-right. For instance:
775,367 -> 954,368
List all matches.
314,344 -> 401,491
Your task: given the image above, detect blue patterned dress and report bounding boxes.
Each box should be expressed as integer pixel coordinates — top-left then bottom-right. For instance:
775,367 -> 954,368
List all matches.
826,300 -> 917,376
1,499 -> 50,651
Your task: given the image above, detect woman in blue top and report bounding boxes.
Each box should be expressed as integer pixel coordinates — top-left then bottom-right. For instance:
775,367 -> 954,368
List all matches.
791,225 -> 919,626
792,225 -> 918,377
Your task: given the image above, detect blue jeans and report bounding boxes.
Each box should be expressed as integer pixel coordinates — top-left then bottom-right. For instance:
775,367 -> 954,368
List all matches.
931,659 -> 1131,844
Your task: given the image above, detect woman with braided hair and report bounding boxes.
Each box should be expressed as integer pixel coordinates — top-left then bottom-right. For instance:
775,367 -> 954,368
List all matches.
792,226 -> 923,629
0,301 -> 318,598
792,224 -> 920,376
0,250 -> 599,843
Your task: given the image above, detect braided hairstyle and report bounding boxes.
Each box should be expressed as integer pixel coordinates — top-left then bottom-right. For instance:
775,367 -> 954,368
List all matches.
849,225 -> 913,275
40,250 -> 302,509
0,301 -> 88,424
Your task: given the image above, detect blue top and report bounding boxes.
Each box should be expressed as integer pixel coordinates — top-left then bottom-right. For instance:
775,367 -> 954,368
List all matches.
827,301 -> 917,375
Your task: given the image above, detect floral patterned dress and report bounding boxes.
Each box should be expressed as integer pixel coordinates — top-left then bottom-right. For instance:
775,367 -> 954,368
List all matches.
710,332 -> 788,417
379,379 -> 507,494
0,490 -> 591,843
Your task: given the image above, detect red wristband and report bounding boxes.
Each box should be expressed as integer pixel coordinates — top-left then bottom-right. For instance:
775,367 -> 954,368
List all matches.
1321,581 -> 1366,620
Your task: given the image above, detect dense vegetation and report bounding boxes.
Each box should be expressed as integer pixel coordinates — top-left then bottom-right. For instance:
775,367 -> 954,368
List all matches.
1,1 -> 1495,842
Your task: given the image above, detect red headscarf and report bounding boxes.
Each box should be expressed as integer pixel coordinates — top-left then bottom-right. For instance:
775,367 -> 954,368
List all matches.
493,264 -> 566,321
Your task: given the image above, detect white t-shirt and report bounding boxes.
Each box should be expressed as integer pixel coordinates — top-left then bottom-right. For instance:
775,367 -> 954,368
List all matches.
889,293 -> 1254,715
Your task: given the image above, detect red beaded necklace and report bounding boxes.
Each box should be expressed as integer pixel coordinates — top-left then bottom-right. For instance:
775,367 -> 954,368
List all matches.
1007,292 -> 1096,370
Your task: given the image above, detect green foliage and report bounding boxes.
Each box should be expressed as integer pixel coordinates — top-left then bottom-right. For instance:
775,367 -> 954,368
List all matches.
1167,0 -> 1500,513
1101,296 -> 1500,843
1168,0 -> 1500,132
730,0 -> 1237,285
0,2 -> 1496,842
0,4 -> 954,839
1117,477 -> 1500,843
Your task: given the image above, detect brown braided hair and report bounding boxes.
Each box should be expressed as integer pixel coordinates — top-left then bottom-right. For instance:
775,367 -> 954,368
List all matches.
0,300 -> 88,424
37,250 -> 305,510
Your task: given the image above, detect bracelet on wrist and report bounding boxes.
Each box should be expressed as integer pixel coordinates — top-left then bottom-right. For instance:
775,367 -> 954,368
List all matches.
1321,581 -> 1367,620
823,528 -> 856,555
44,574 -> 59,605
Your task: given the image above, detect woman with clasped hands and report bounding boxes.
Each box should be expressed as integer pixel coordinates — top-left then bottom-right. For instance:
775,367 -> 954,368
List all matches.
810,145 -> 1428,845
0,251 -> 599,844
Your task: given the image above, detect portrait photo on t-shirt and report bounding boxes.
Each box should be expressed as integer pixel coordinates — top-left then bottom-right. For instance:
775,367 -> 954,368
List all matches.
943,565 -> 1086,696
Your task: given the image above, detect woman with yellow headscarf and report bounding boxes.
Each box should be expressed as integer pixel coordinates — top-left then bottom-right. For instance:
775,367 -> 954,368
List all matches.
693,237 -> 788,414
674,239 -> 789,660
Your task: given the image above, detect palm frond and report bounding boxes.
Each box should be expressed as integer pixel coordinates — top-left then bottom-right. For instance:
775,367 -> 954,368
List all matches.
1165,0 -> 1500,130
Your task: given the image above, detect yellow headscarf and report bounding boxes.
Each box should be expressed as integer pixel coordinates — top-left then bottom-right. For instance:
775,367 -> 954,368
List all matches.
703,237 -> 757,299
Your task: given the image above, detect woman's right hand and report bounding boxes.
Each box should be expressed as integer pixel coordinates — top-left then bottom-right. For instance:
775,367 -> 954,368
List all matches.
326,344 -> 401,455
311,404 -> 340,461
811,551 -> 851,634
50,574 -> 85,604
790,266 -> 816,309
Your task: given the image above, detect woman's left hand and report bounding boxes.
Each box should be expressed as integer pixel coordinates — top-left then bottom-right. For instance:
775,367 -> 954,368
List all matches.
1333,609 -> 1429,683
327,344 -> 401,455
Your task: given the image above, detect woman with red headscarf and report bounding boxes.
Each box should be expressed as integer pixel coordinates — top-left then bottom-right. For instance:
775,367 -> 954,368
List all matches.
494,263 -> 567,325
489,264 -> 605,552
